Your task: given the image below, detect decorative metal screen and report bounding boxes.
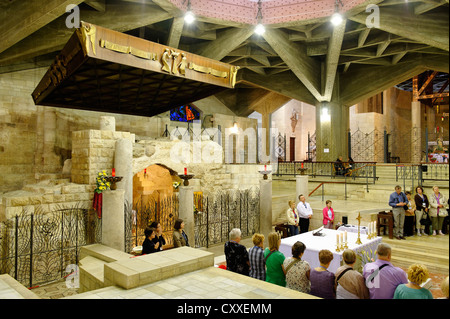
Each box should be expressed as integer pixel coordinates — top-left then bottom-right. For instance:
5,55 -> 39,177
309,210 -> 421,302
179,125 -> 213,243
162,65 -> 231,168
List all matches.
194,188 -> 260,248
0,204 -> 100,288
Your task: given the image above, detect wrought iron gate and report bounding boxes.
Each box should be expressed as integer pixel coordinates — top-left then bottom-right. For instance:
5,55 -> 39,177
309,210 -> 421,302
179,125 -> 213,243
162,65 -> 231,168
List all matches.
127,194 -> 179,252
194,188 -> 260,248
0,204 -> 100,288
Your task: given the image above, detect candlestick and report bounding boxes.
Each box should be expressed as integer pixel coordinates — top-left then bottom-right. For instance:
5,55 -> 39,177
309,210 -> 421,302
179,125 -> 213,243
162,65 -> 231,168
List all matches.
336,233 -> 340,252
355,212 -> 362,245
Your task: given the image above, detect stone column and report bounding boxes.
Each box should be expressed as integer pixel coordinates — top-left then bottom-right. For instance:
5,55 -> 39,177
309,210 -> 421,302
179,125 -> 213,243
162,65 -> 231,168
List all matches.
259,179 -> 272,245
114,139 -> 133,206
179,185 -> 195,247
296,175 -> 309,201
102,189 -> 125,251
315,101 -> 348,162
100,116 -> 115,131
411,101 -> 422,163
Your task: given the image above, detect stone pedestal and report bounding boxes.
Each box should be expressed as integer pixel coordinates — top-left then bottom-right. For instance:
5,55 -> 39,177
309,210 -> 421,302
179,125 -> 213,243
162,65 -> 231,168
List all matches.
296,175 -> 309,200
100,116 -> 115,131
114,138 -> 133,206
102,189 -> 125,252
179,186 -> 195,247
259,179 -> 272,245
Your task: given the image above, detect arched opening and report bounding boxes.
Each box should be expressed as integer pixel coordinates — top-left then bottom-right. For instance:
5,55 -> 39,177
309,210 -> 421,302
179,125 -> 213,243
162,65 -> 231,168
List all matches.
132,164 -> 181,248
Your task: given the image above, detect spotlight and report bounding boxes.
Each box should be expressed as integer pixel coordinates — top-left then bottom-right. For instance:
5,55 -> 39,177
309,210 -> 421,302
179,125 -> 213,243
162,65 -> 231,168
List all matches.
255,23 -> 265,35
184,0 -> 195,24
330,12 -> 343,26
184,10 -> 195,24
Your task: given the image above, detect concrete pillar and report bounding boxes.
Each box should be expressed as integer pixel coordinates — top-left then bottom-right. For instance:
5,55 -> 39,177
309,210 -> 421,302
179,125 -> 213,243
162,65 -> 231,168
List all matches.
100,116 -> 115,131
102,189 -> 125,251
259,179 -> 272,245
315,101 -> 348,162
179,185 -> 195,247
114,138 -> 133,206
296,175 -> 309,201
411,101 -> 422,163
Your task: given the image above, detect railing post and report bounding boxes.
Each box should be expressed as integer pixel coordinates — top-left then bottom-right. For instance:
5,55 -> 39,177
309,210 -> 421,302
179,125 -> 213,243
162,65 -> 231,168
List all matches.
14,214 -> 18,281
29,213 -> 33,288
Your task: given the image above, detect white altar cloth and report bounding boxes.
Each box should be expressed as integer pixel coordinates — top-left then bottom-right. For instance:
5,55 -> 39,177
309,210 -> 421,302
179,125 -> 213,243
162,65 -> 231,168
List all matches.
337,225 -> 368,234
279,228 -> 382,273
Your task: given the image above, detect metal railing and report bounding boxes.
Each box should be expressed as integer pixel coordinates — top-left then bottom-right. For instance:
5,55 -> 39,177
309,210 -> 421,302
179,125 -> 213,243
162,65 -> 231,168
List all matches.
0,203 -> 100,288
276,161 -> 377,183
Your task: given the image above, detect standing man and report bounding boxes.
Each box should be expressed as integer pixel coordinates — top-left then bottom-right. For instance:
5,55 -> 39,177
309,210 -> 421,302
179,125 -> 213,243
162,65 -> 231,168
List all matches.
297,194 -> 313,233
388,185 -> 408,240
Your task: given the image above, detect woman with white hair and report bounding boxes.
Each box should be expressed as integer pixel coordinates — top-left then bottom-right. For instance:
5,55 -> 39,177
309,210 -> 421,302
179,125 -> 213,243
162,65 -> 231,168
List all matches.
429,186 -> 448,236
224,228 -> 250,276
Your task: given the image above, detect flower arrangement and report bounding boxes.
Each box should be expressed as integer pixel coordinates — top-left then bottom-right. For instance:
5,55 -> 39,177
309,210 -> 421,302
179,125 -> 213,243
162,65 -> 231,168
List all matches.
173,181 -> 180,189
356,248 -> 377,273
95,170 -> 111,193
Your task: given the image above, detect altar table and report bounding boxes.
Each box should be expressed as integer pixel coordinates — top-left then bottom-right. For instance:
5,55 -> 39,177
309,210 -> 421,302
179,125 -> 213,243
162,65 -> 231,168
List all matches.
279,228 -> 382,273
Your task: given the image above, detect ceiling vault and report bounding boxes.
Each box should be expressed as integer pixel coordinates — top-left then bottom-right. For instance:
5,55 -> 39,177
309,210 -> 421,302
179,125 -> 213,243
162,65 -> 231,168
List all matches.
0,0 -> 447,114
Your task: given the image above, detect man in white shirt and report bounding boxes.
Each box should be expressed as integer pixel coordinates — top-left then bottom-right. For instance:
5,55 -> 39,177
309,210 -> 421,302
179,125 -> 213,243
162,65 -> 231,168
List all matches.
297,194 -> 313,233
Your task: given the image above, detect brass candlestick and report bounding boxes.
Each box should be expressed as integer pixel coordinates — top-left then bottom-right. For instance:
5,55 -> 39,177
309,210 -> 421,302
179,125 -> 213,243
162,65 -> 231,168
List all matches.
355,212 -> 362,245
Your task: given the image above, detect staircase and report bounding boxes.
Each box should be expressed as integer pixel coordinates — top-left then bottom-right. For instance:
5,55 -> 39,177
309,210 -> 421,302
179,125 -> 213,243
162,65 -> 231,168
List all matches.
382,235 -> 449,275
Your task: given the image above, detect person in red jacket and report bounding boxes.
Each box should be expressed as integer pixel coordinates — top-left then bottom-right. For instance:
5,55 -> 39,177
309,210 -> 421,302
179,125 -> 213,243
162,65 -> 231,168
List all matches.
323,200 -> 335,229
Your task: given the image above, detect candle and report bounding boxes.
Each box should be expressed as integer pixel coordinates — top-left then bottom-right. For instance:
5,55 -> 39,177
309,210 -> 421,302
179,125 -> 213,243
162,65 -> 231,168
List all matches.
264,165 -> 267,171
340,232 -> 343,243
344,231 -> 347,242
301,162 -> 304,168
112,168 -> 115,177
184,167 -> 187,175
336,233 -> 340,245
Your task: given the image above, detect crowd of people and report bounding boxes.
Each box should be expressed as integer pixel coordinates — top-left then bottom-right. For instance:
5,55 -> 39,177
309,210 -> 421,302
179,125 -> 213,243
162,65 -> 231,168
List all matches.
137,204 -> 448,300
223,229 -> 449,299
389,185 -> 449,239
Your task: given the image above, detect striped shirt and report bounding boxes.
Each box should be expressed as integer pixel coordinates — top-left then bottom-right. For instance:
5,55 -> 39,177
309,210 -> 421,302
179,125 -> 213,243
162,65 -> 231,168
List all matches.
249,246 -> 266,281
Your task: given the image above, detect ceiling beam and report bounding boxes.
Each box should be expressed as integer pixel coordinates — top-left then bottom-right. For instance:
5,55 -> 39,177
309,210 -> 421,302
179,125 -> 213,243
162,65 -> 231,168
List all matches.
349,6 -> 449,51
194,27 -> 254,61
0,0 -> 85,55
322,20 -> 346,101
0,2 -> 172,66
340,54 -> 429,106
239,69 -> 318,106
166,17 -> 184,48
262,28 -> 322,101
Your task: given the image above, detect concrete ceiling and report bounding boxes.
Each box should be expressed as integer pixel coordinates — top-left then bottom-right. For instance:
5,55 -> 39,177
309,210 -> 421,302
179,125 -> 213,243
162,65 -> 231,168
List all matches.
0,0 -> 448,115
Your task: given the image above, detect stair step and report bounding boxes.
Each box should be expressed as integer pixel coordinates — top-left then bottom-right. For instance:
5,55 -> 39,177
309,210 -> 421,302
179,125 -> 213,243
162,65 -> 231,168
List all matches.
391,255 -> 449,275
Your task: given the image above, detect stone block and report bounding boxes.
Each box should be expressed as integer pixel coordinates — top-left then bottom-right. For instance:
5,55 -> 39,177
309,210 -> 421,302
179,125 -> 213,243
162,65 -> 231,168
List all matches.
104,262 -> 140,290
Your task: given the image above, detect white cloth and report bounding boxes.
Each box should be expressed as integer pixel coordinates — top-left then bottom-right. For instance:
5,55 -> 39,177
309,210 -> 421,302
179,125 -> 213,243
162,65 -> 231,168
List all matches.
296,201 -> 313,219
337,225 -> 368,235
279,228 -> 382,273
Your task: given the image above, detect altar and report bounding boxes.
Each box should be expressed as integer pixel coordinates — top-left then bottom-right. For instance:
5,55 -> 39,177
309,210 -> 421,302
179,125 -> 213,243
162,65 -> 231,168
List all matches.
279,228 -> 382,273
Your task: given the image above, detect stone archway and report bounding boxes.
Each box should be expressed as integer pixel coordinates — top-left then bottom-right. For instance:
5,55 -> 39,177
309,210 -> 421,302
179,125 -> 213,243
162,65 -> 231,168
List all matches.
132,164 -> 181,248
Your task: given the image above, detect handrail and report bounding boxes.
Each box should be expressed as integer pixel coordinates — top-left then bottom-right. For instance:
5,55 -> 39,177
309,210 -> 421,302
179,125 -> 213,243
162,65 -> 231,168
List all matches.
308,181 -> 346,198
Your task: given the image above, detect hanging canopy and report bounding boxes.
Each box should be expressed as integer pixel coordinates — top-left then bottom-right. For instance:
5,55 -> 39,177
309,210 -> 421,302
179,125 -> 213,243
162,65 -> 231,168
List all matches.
32,22 -> 239,117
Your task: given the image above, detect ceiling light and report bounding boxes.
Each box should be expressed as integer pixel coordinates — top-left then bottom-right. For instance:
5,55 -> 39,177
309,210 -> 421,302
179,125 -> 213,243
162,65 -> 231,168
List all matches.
184,10 -> 195,24
255,23 -> 265,35
331,12 -> 343,26
331,0 -> 344,26
254,0 -> 265,35
184,0 -> 195,24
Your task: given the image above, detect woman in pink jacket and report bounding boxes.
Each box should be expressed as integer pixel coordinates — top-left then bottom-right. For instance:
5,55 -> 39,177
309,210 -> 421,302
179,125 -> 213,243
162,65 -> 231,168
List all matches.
323,200 -> 335,229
